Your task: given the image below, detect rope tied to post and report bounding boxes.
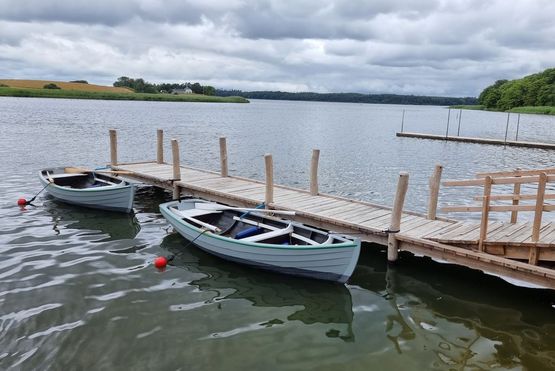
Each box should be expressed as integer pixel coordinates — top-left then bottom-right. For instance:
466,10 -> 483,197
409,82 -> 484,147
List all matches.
382,228 -> 400,234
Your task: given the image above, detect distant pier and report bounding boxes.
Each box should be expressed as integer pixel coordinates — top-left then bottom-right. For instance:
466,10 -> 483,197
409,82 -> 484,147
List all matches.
396,132 -> 555,150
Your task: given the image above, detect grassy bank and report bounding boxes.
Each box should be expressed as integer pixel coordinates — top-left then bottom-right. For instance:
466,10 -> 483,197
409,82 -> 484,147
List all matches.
0,86 -> 249,103
509,106 -> 555,115
449,104 -> 555,116
449,104 -> 485,110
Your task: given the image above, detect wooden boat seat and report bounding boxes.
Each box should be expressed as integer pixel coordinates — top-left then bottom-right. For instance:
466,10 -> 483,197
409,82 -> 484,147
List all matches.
233,216 -> 321,245
173,208 -> 222,218
240,223 -> 294,243
49,173 -> 88,179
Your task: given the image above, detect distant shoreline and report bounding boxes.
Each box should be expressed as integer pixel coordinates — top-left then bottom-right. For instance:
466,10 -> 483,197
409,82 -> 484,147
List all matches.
449,104 -> 555,116
0,87 -> 249,103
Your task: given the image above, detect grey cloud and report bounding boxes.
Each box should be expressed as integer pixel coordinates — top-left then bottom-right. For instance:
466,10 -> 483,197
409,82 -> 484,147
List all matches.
0,0 -> 554,97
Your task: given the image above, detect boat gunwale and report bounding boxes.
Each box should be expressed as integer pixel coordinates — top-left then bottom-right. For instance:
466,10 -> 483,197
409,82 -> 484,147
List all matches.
39,169 -> 132,192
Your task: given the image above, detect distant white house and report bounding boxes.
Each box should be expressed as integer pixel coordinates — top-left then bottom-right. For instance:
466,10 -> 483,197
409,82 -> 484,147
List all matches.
172,88 -> 193,95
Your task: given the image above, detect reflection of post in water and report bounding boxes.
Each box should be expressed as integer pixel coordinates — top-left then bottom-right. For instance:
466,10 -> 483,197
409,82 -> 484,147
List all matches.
384,265 -> 416,353
380,255 -> 555,369
162,233 -> 355,342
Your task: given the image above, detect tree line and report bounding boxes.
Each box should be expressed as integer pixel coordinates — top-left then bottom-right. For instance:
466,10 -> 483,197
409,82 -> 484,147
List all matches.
478,68 -> 555,110
113,76 -> 215,95
215,90 -> 477,106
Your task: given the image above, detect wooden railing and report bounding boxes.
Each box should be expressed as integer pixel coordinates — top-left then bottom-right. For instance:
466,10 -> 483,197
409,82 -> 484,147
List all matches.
436,167 -> 555,264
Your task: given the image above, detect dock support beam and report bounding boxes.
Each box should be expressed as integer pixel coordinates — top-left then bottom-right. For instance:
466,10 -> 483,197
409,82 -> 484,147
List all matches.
109,129 -> 117,166
427,164 -> 443,220
388,172 -> 409,263
219,137 -> 228,177
264,154 -> 274,206
157,129 -> 164,164
172,138 -> 181,199
310,149 -> 320,196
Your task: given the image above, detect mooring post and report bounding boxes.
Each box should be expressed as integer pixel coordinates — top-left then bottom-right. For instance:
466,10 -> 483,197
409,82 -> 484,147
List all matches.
457,109 -> 462,136
264,154 -> 274,206
387,172 -> 409,263
171,138 -> 181,199
219,137 -> 228,177
427,164 -> 443,220
109,129 -> 117,166
400,109 -> 405,132
515,113 -> 521,141
510,168 -> 521,223
504,112 -> 510,145
310,149 -> 320,196
529,172 -> 547,265
445,109 -> 451,139
478,176 -> 492,252
157,129 -> 164,164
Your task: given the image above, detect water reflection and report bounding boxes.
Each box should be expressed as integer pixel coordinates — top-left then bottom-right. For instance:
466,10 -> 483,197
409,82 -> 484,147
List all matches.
352,248 -> 555,370
161,233 -> 355,341
43,201 -> 141,241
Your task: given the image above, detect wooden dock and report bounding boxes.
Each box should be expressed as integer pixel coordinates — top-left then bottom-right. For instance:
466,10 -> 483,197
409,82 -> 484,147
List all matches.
396,132 -> 555,150
109,130 -> 555,289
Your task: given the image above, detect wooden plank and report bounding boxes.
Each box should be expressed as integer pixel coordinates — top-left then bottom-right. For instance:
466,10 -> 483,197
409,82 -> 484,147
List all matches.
476,168 -> 555,178
327,205 -> 383,220
442,205 -> 555,213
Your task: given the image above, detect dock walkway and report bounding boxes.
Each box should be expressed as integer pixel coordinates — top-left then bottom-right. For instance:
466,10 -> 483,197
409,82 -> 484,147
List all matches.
107,130 -> 555,289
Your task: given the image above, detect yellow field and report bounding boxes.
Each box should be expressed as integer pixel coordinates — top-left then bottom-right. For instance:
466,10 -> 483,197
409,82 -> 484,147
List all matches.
0,79 -> 133,93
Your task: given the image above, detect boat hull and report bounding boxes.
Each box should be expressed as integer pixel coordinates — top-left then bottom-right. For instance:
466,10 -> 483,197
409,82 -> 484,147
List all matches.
160,201 -> 361,283
39,169 -> 135,213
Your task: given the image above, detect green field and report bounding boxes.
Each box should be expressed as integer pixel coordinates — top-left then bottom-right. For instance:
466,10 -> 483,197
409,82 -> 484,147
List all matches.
0,86 -> 249,103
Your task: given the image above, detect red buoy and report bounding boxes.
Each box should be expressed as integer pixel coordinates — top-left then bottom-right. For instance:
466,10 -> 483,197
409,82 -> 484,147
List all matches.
17,198 -> 27,206
154,256 -> 168,269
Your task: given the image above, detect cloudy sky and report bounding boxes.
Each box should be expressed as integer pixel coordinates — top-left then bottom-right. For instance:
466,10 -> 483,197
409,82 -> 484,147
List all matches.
0,0 -> 554,96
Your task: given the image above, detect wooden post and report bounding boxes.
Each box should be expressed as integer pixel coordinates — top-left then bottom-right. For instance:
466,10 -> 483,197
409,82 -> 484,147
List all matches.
387,172 -> 409,263
478,176 -> 492,252
457,109 -> 462,136
219,137 -> 228,177
445,109 -> 451,138
264,154 -> 274,206
109,129 -> 117,166
504,112 -> 510,145
515,113 -> 521,141
510,168 -> 521,223
427,164 -> 443,220
157,129 -> 164,164
400,109 -> 405,132
171,138 -> 181,199
310,149 -> 320,196
529,172 -> 547,265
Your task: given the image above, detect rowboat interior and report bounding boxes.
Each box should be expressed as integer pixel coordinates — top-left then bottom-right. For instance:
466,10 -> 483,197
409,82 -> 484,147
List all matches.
41,169 -> 125,189
168,202 -> 347,246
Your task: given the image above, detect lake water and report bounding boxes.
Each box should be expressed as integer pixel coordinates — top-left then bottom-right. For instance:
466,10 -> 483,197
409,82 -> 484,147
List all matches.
1,97 -> 554,370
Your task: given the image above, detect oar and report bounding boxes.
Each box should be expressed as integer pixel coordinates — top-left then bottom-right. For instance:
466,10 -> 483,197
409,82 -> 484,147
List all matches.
64,167 -> 132,175
195,202 -> 296,216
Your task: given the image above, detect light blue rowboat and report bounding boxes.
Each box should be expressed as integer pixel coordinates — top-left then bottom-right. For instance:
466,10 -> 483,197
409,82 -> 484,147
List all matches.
159,199 -> 361,283
39,167 -> 135,213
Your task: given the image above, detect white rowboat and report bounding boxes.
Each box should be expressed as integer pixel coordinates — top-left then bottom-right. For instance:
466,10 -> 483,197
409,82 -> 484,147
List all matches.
39,167 -> 135,213
159,199 -> 361,283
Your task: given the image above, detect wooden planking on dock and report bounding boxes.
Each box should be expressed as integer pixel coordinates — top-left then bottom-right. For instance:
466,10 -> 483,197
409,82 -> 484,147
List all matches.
396,132 -> 555,150
106,130 -> 555,289
113,161 -> 456,245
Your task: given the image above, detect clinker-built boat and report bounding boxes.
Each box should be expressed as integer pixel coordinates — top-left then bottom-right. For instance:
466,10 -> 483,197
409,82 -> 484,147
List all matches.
159,199 -> 361,283
39,167 -> 135,213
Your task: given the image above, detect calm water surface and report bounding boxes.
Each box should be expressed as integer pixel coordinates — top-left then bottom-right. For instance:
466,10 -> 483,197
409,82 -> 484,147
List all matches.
1,97 -> 554,370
